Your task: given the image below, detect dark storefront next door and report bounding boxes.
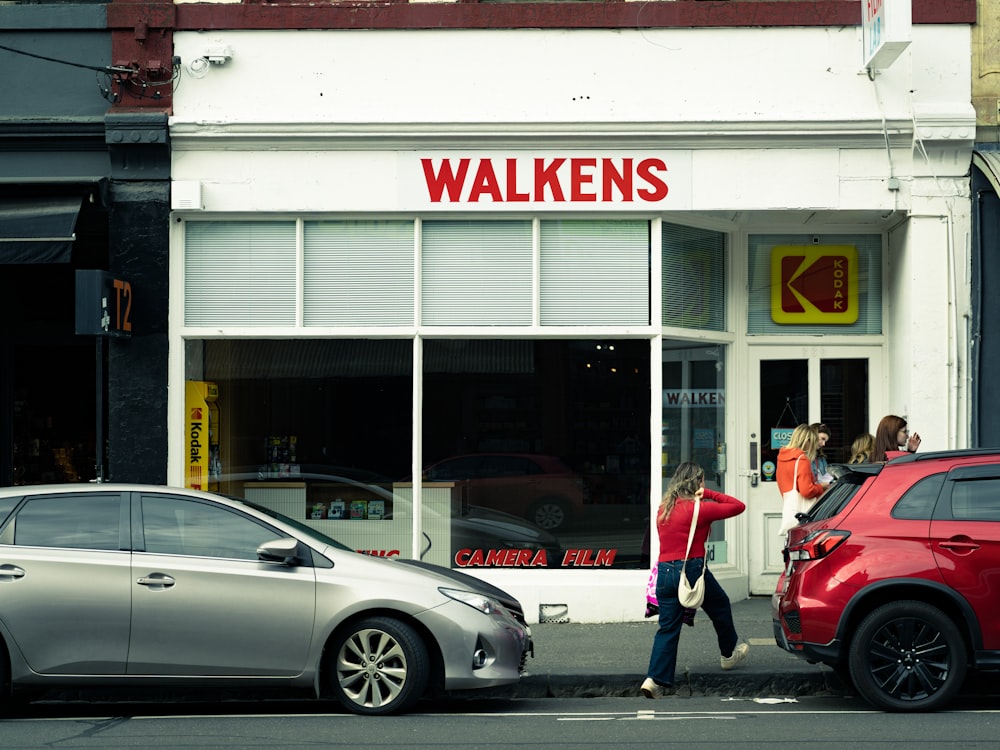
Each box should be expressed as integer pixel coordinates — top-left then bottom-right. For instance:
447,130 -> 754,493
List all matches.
1,262 -> 99,486
8,341 -> 96,485
1,191 -> 108,486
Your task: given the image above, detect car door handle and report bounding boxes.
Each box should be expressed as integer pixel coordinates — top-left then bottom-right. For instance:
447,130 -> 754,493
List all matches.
938,540 -> 980,553
0,564 -> 26,582
137,573 -> 176,589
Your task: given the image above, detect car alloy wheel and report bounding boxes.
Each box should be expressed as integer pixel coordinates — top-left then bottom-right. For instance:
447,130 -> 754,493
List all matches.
330,616 -> 430,716
848,600 -> 967,712
530,497 -> 569,530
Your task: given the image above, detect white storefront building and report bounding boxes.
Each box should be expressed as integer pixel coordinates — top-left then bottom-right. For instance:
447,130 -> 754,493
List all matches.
168,14 -> 974,622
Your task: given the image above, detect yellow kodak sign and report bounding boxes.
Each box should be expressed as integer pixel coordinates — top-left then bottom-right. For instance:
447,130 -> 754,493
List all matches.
770,245 -> 859,324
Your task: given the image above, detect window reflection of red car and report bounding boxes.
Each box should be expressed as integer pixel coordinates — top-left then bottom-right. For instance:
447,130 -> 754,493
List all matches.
423,453 -> 587,531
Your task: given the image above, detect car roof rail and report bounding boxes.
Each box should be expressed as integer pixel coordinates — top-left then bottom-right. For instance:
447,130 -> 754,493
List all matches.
889,448 -> 1000,463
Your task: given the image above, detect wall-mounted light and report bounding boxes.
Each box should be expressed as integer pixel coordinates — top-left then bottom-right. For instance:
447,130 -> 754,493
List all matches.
185,45 -> 234,79
205,45 -> 234,65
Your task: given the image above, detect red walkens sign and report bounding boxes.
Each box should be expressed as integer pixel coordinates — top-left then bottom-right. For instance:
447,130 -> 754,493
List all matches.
770,245 -> 859,324
407,152 -> 694,211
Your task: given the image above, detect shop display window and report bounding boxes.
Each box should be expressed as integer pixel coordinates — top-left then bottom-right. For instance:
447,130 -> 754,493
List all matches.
177,218 -> 738,571
185,337 -> 652,570
662,342 -> 729,563
423,339 -> 651,569
185,338 -> 415,556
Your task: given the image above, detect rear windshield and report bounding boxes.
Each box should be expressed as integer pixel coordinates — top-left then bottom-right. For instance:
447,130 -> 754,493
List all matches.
802,465 -> 868,521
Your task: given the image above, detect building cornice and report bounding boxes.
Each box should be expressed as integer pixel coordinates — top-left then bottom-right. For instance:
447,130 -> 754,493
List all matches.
168,118 -> 919,151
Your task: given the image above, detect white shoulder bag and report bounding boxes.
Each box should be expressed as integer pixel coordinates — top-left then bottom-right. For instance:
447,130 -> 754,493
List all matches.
779,455 -> 817,535
678,497 -> 707,609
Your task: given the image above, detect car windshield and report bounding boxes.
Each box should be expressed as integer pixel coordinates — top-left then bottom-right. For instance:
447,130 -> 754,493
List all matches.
222,494 -> 355,552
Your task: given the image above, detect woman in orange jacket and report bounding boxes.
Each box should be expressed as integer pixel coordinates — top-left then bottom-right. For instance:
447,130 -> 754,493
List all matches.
776,423 -> 829,536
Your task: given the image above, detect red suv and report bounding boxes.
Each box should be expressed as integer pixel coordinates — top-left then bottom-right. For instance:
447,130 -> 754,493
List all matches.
773,449 -> 1000,712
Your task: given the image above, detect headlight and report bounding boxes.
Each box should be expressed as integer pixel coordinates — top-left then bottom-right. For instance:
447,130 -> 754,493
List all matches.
440,587 -> 502,615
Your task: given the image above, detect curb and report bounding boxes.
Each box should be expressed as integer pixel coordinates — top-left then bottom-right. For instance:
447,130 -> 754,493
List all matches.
477,671 -> 845,700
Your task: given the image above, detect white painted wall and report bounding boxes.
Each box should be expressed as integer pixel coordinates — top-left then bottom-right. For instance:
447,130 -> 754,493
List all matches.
171,26 -> 958,128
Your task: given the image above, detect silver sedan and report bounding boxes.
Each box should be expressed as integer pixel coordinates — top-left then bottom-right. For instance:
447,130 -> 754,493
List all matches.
0,484 -> 532,715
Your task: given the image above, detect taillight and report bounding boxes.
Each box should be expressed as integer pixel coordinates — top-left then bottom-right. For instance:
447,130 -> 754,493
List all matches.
788,529 -> 850,561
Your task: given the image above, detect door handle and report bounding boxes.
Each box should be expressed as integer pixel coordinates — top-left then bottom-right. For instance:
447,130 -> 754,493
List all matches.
137,573 -> 176,589
0,564 -> 26,582
938,540 -> 980,554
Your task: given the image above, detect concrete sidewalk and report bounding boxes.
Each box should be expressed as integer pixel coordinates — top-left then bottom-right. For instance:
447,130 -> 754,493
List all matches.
492,596 -> 846,699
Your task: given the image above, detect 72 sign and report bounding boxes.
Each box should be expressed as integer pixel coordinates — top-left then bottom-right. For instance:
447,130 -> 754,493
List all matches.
75,270 -> 133,338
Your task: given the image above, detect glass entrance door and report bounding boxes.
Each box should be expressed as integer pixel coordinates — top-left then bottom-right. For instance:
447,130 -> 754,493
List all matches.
745,347 -> 882,594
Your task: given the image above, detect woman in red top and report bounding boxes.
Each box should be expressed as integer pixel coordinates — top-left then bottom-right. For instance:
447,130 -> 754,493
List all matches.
641,462 -> 749,699
776,423 -> 829,536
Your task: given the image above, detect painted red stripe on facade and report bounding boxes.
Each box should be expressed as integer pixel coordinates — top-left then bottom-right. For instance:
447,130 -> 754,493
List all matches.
154,1 -> 975,32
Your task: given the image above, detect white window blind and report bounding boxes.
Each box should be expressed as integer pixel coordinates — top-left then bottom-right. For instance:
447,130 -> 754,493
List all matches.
184,221 -> 296,326
421,220 -> 533,326
540,220 -> 649,325
662,222 -> 727,331
304,220 -> 414,326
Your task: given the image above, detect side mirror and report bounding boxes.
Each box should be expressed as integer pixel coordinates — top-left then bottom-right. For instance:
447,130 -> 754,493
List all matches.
258,537 -> 305,566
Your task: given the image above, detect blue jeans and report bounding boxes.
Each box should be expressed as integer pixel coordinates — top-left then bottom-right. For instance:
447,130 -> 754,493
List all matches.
645,558 -> 739,687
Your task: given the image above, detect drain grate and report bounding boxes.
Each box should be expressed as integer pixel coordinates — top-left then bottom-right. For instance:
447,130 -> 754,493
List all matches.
539,603 -> 569,623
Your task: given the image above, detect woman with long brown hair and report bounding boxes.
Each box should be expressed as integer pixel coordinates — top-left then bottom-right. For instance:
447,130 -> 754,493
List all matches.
641,462 -> 749,699
809,422 -> 833,482
872,415 -> 922,463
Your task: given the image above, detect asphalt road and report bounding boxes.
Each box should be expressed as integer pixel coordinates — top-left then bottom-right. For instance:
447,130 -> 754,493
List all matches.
2,694 -> 1000,750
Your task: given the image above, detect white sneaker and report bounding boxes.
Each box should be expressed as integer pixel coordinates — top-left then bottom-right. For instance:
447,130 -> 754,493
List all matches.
720,642 -> 749,671
640,677 -> 675,698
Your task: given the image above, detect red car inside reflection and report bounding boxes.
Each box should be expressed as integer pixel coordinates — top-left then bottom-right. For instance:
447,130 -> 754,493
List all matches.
423,453 -> 587,531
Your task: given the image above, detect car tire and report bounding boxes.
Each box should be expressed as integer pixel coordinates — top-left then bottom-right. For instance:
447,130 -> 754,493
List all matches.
0,646 -> 8,715
529,497 -> 570,530
848,600 -> 967,712
328,616 -> 430,716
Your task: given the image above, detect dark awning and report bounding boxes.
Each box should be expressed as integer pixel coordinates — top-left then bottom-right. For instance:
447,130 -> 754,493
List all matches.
0,196 -> 82,263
